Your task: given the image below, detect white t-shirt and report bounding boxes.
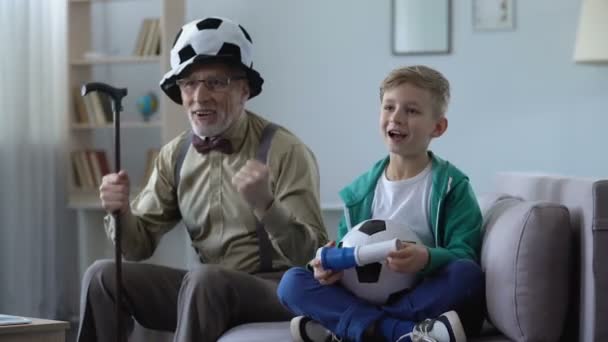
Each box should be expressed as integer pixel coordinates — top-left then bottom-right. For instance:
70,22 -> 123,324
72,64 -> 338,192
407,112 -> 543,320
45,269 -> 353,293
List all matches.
371,163 -> 434,247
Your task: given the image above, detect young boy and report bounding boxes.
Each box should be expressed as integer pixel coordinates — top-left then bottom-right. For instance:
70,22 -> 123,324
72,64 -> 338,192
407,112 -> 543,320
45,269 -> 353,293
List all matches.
277,65 -> 485,342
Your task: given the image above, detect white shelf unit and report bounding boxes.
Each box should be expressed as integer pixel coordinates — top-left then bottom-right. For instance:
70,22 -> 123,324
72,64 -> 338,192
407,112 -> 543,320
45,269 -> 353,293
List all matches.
66,0 -> 185,209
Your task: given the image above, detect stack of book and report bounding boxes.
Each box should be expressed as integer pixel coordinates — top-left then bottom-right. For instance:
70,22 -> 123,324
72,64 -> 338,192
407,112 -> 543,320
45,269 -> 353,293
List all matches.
133,18 -> 162,56
71,150 -> 111,189
72,88 -> 114,125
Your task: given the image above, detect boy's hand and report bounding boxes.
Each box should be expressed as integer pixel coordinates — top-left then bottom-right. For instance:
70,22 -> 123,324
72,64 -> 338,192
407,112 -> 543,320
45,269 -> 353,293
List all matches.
310,241 -> 343,285
386,242 -> 429,274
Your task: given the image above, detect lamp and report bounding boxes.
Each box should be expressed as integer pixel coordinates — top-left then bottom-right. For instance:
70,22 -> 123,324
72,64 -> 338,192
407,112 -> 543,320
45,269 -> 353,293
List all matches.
574,0 -> 608,63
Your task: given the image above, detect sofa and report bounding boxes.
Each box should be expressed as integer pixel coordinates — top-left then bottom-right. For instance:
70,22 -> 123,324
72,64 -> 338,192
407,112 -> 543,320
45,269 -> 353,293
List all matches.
133,172 -> 608,341
217,173 -> 607,342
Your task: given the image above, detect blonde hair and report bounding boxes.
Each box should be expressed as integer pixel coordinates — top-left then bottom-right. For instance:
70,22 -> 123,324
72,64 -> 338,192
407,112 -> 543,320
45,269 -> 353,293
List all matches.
379,65 -> 450,117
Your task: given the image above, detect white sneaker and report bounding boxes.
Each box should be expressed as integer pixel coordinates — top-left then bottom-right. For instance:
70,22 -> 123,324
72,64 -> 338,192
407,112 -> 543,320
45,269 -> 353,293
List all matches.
397,311 -> 467,342
290,316 -> 340,342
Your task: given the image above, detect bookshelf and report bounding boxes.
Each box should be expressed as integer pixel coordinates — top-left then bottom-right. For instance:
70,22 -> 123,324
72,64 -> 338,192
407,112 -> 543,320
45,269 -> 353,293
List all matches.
66,0 -> 185,209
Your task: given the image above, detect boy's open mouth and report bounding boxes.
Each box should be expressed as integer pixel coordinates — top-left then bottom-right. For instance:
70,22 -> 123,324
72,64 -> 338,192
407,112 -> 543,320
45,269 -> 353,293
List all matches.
388,130 -> 407,139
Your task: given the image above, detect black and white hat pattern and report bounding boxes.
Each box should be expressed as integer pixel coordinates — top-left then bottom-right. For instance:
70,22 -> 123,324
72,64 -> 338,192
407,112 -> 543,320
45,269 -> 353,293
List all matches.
160,17 -> 264,104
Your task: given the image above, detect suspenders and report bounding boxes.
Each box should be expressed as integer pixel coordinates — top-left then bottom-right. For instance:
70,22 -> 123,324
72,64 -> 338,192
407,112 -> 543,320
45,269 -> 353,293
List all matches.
173,124 -> 278,272
253,124 -> 278,272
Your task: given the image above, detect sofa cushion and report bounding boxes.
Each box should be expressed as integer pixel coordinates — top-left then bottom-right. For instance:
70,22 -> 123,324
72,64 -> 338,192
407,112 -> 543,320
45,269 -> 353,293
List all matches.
480,196 -> 570,342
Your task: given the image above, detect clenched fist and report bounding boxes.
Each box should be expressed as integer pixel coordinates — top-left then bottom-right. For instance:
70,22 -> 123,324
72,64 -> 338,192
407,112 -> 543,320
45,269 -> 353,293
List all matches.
99,170 -> 130,215
231,159 -> 273,214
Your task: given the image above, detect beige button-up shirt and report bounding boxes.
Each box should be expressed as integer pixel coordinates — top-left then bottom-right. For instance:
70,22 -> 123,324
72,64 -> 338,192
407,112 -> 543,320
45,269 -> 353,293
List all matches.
105,111 -> 328,273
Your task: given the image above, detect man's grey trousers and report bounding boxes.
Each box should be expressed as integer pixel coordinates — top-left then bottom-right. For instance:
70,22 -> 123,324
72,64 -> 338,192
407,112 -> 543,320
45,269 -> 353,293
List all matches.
77,260 -> 293,342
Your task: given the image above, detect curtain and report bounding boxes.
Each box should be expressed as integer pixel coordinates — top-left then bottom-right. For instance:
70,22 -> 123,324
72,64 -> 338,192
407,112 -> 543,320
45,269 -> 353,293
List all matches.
0,0 -> 79,327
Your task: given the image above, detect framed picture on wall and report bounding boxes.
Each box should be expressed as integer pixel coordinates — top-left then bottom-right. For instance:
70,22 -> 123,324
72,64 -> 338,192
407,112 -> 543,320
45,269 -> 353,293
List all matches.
392,0 -> 451,55
473,0 -> 515,31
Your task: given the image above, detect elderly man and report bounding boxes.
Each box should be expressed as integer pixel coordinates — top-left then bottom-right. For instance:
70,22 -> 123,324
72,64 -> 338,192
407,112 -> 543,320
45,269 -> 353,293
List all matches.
77,17 -> 327,342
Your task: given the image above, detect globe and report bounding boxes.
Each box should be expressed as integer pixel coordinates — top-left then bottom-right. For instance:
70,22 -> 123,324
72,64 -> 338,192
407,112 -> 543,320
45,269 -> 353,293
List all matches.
136,92 -> 158,121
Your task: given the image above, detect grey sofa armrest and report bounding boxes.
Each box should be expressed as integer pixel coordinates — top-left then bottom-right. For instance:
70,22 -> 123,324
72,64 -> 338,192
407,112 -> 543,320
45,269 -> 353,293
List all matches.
493,173 -> 608,342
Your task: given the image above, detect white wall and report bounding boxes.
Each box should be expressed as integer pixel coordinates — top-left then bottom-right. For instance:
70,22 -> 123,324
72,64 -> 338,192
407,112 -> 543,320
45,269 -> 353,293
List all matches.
84,0 -> 608,267
186,0 -> 608,206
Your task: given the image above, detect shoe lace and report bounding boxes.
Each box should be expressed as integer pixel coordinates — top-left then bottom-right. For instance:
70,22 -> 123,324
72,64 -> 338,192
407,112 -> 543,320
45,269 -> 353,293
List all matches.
395,318 -> 438,342
325,334 -> 342,342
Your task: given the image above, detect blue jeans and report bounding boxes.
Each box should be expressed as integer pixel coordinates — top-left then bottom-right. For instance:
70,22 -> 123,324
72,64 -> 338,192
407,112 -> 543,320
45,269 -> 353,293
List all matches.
277,259 -> 485,342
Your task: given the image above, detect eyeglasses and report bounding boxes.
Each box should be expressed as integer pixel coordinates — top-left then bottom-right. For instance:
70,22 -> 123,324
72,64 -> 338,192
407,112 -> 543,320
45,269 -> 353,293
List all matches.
176,75 -> 247,94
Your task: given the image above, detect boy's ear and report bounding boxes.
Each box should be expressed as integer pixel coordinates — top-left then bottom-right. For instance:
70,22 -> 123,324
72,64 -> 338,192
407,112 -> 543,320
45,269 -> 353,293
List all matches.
431,116 -> 448,138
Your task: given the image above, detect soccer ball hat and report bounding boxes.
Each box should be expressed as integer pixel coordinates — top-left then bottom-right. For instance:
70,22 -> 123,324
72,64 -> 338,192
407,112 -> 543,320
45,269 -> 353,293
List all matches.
160,17 -> 264,104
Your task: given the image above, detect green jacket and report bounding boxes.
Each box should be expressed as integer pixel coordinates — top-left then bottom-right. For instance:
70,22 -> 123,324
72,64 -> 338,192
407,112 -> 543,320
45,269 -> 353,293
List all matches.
337,152 -> 482,276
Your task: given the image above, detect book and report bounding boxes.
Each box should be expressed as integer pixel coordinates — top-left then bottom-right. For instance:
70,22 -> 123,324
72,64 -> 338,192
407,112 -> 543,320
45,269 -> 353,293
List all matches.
71,151 -> 82,187
95,150 -> 111,176
74,150 -> 95,188
89,92 -> 108,125
70,150 -> 112,189
0,314 -> 32,326
134,18 -> 153,56
133,18 -> 150,56
97,92 -> 114,123
143,19 -> 161,56
72,87 -> 89,124
82,94 -> 97,125
87,150 -> 102,187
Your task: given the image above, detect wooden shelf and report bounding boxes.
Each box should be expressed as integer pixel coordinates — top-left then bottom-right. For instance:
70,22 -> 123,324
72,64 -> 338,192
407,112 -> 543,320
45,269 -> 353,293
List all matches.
71,121 -> 162,130
71,56 -> 161,65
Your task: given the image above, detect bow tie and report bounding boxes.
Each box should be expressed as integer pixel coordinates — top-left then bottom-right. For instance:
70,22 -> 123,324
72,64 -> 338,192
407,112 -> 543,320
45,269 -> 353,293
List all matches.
192,134 -> 234,155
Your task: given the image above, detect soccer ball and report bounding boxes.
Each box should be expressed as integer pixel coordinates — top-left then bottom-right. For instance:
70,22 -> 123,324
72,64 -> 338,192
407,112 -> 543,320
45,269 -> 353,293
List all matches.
339,219 -> 422,304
